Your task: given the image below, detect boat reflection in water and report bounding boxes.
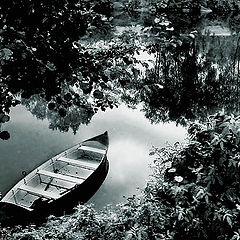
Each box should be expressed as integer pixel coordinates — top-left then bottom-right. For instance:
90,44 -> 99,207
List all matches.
0,131 -> 109,226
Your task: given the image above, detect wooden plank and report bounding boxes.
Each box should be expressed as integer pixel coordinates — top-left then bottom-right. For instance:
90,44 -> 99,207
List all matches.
38,169 -> 84,184
18,185 -> 59,200
57,157 -> 97,170
79,145 -> 106,154
18,204 -> 34,211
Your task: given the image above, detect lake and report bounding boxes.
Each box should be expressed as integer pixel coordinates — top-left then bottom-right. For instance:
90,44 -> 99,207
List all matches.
0,104 -> 186,208
1,3 -> 240,213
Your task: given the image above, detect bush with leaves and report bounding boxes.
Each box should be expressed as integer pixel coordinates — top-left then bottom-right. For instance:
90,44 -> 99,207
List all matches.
152,0 -> 201,12
151,0 -> 240,13
205,0 -> 240,13
0,198 -> 171,240
148,114 -> 240,239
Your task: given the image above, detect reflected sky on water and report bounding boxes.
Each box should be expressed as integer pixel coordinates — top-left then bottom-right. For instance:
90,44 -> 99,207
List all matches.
0,104 -> 186,208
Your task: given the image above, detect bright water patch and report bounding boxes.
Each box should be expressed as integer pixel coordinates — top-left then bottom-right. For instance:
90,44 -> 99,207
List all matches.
0,104 -> 186,208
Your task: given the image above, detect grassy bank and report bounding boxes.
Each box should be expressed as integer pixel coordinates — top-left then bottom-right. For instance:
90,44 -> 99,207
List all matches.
2,114 -> 240,239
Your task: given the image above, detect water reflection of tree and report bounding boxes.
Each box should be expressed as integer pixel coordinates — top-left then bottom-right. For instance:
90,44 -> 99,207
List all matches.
1,3 -> 240,139
128,33 -> 240,125
0,0 -> 114,139
198,34 -> 240,112
22,23 -> 239,130
22,93 -> 94,134
138,38 -> 201,124
16,31 -> 139,134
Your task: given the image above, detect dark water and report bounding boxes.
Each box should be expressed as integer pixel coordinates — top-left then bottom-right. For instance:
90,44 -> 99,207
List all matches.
0,105 -> 186,208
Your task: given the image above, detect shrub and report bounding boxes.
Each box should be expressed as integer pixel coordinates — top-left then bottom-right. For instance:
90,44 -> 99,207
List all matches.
206,0 -> 240,13
149,114 -> 240,239
153,0 -> 201,12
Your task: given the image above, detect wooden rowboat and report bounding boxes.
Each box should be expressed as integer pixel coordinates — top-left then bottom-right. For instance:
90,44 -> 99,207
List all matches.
0,131 -> 109,225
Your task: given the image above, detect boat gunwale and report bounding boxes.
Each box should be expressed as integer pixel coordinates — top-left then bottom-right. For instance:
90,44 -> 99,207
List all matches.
0,132 -> 109,211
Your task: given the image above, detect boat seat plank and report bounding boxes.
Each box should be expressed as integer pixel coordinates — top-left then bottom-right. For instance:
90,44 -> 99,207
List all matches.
18,204 -> 34,211
79,145 -> 106,154
38,169 -> 84,184
57,157 -> 97,170
18,185 -> 59,200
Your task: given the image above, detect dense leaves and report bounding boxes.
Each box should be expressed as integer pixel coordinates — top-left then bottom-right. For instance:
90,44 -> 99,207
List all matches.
0,0 -> 115,138
1,0 -> 240,140
206,0 -> 240,13
146,0 -> 240,13
148,114 -> 240,239
0,1 -> 112,97
0,0 -> 88,93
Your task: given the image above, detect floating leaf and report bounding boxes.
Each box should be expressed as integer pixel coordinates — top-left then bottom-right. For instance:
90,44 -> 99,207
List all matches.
0,131 -> 10,140
0,114 -> 10,123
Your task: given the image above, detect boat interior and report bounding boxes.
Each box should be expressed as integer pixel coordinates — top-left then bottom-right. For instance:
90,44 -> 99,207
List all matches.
2,141 -> 107,211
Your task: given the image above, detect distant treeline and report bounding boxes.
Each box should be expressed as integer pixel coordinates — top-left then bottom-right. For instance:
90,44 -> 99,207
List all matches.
118,0 -> 240,13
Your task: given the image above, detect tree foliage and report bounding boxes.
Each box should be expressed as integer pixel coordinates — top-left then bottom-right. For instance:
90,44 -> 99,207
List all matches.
149,114 -> 240,239
148,0 -> 240,13
0,0 -> 115,138
1,0 -> 240,140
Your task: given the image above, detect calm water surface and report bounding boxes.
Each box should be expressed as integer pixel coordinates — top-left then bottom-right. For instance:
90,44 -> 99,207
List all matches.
0,104 -> 186,208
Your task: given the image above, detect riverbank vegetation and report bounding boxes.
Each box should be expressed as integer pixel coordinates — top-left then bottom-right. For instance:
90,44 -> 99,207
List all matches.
1,0 -> 240,239
120,0 -> 240,13
1,0 -> 240,139
2,114 -> 240,239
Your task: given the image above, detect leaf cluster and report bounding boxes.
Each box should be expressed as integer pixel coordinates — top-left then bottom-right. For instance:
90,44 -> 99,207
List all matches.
0,0 -> 113,117
150,114 -> 240,239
